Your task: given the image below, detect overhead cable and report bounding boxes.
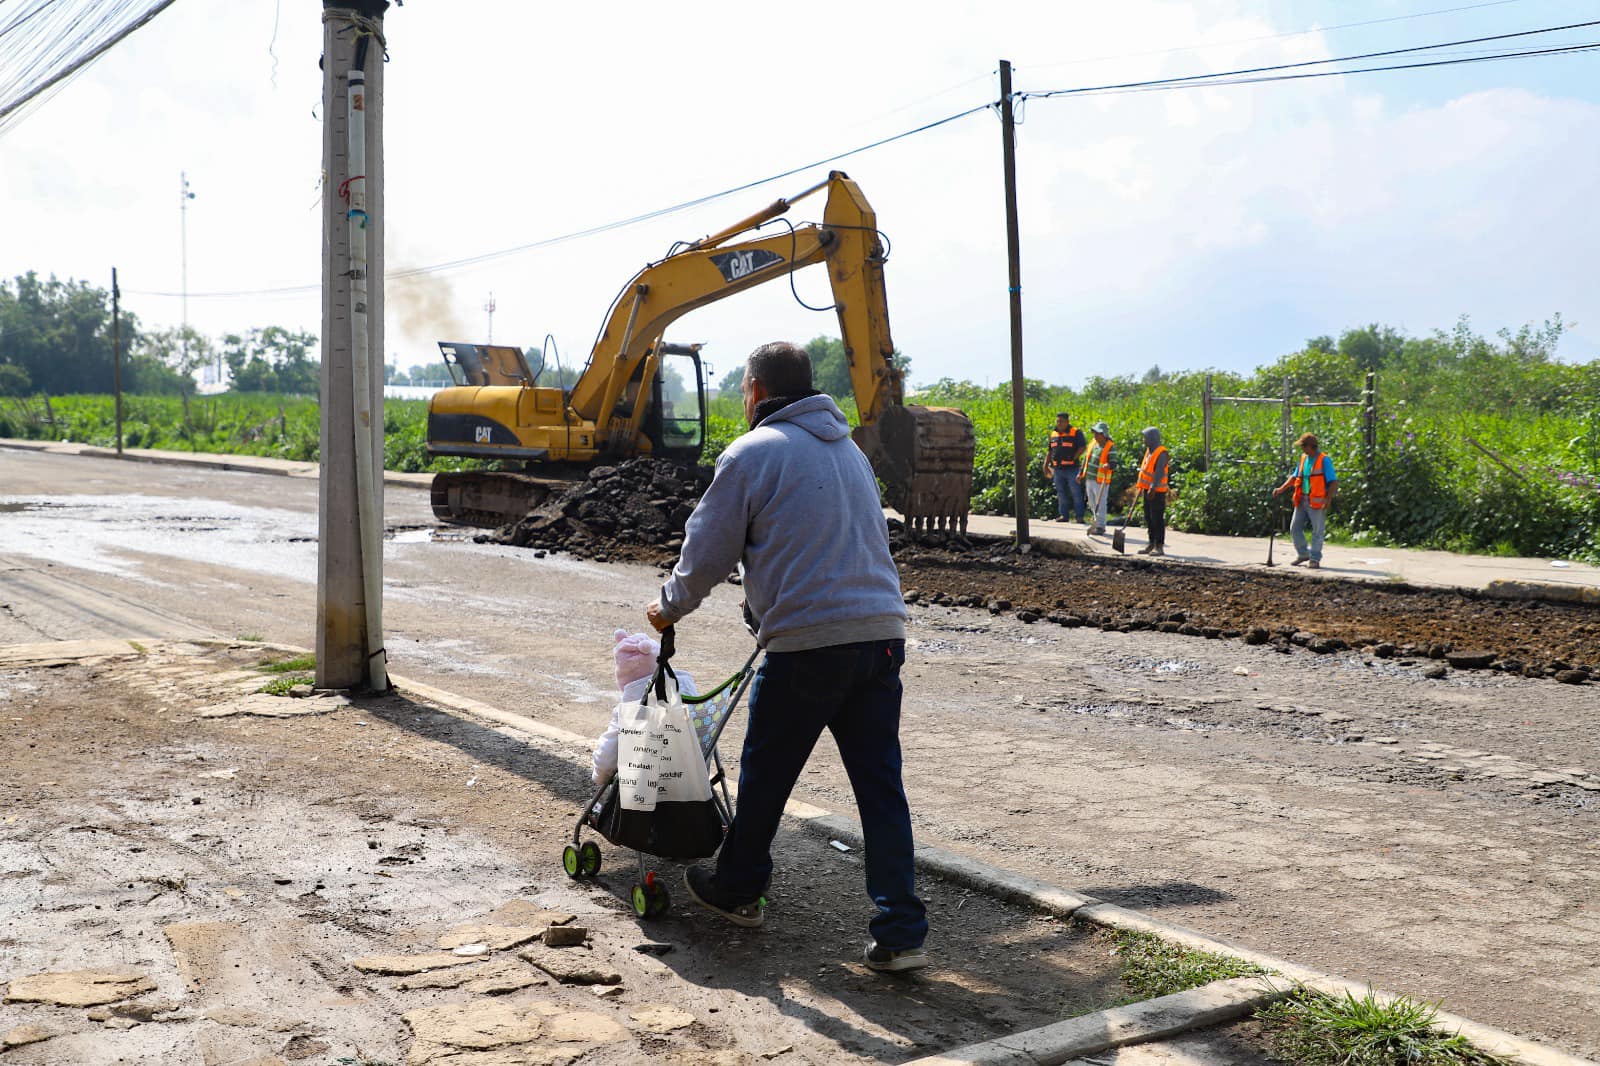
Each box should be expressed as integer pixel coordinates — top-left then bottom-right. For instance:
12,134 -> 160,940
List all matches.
0,0 -> 180,134
129,102 -> 990,298
1019,17 -> 1600,99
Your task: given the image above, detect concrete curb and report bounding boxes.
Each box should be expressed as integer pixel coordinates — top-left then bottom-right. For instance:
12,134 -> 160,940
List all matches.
1486,579 -> 1600,608
903,977 -> 1286,1066
20,637 -> 1592,1066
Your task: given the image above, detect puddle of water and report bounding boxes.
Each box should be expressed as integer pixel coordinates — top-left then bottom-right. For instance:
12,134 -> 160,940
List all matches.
0,493 -> 318,583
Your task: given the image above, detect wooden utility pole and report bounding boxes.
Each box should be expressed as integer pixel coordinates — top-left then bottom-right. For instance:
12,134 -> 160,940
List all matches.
318,0 -> 389,690
111,268 -> 123,457
999,59 -> 1030,548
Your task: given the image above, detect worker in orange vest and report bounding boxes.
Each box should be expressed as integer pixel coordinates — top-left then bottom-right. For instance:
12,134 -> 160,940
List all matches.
1134,426 -> 1170,556
1272,432 -> 1338,569
1040,412 -> 1087,522
1078,421 -> 1114,534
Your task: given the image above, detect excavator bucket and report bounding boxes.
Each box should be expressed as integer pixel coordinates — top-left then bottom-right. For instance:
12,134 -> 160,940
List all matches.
854,404 -> 974,533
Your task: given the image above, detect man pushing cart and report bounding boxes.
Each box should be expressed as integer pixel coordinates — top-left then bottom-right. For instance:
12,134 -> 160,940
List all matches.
645,341 -> 929,974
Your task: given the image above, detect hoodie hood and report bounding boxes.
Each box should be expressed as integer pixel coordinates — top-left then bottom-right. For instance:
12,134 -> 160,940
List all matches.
1142,426 -> 1162,448
757,393 -> 851,442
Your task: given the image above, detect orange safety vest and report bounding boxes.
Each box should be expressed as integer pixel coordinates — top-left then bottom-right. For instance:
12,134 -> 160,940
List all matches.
1093,439 -> 1114,484
1137,445 -> 1169,493
1047,427 -> 1084,468
1293,452 -> 1330,510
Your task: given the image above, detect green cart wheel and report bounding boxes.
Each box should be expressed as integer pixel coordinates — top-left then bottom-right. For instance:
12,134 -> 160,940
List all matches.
561,844 -> 581,879
579,841 -> 602,877
631,882 -> 650,918
646,881 -> 670,918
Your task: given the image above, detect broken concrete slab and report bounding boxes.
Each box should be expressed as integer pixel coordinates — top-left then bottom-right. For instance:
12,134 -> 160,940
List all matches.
2,1024 -> 54,1049
630,1004 -> 695,1033
437,923 -> 545,952
396,957 -> 548,995
201,1006 -> 303,1031
402,1000 -> 544,1063
518,947 -> 622,986
906,978 -> 1284,1066
542,925 -> 588,948
195,692 -> 349,718
350,951 -> 479,976
483,901 -> 576,929
544,1009 -> 630,1044
3,969 -> 157,1007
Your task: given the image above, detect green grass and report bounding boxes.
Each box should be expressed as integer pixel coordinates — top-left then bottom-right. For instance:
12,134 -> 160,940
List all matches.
1257,987 -> 1513,1066
12,382 -> 1596,561
1109,929 -> 1268,999
257,654 -> 316,674
257,673 -> 312,696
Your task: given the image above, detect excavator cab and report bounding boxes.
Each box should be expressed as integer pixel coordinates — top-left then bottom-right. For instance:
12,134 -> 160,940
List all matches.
644,342 -> 707,461
438,342 -> 537,388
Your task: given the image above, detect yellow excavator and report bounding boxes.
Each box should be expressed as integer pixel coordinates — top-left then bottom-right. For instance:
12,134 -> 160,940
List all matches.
425,170 -> 974,530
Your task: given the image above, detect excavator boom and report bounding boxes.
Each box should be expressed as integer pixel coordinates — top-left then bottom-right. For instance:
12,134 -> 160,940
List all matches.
425,171 -> 973,530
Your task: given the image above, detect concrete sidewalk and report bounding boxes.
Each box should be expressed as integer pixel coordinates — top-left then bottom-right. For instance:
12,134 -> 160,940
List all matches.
0,437 -> 434,491
5,437 -> 1594,602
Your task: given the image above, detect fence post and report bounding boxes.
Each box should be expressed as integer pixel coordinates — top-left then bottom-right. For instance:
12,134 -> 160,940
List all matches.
1201,374 -> 1212,473
1363,371 -> 1377,469
1280,377 -> 1291,468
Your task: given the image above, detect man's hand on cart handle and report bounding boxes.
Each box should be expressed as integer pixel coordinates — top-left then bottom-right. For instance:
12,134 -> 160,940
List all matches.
645,601 -> 671,633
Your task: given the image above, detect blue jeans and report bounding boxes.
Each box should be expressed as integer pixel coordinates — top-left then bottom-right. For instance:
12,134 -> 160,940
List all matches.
1291,501 -> 1326,562
715,640 -> 927,951
1052,466 -> 1085,521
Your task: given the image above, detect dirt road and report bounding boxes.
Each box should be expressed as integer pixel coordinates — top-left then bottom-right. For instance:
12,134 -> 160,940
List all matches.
1,449 -> 1596,1059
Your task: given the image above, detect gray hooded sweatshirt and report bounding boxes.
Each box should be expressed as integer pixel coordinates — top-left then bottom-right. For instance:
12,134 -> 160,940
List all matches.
657,394 -> 907,652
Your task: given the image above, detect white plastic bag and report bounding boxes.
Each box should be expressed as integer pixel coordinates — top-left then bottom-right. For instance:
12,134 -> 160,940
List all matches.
603,670 -> 724,858
615,673 -> 713,812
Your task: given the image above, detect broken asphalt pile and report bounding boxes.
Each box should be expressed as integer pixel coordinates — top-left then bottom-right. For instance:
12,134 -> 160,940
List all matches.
490,457 -> 711,565
485,457 -> 1596,682
898,544 -> 1599,682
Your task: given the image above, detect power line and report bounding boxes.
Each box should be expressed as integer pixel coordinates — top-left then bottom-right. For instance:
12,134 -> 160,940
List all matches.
1020,18 -> 1600,99
125,19 -> 1599,301
1057,40 -> 1599,99
128,101 -> 991,298
0,0 -> 180,134
1025,0 -> 1532,72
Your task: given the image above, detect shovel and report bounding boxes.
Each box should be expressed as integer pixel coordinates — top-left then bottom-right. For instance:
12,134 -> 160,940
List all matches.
1264,492 -> 1286,566
1111,495 -> 1140,555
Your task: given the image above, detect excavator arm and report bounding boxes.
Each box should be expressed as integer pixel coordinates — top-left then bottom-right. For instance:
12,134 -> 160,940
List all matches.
567,171 -> 973,529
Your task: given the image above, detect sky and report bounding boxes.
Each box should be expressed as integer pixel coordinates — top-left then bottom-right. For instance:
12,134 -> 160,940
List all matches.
3,0 -> 1598,390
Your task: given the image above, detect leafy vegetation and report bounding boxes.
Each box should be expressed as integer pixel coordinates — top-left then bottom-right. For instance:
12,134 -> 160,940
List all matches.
905,317 -> 1599,562
1257,987 -> 1512,1066
3,268 -> 1593,559
257,654 -> 316,674
1108,929 -> 1267,999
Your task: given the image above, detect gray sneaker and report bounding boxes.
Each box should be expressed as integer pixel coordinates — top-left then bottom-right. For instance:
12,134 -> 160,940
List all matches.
864,942 -> 928,973
684,866 -> 764,928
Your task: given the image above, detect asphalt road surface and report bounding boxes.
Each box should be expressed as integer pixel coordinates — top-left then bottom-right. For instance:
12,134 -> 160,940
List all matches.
2,448 -> 1596,1059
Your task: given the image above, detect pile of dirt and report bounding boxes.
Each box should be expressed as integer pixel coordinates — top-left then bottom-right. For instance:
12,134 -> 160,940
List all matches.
491,458 -> 711,564
487,465 -> 1595,680
897,545 -> 1600,680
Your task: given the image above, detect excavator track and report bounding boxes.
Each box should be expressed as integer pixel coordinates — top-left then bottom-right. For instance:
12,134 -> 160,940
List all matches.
855,404 -> 975,533
430,471 -> 577,528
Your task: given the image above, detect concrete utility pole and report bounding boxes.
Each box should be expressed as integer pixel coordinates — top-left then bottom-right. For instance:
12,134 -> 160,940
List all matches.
999,60 -> 1030,548
318,0 -> 390,691
111,268 -> 123,457
179,172 -> 195,376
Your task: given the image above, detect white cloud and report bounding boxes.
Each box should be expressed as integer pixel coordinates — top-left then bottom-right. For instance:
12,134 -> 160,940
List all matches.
1,0 -> 1594,390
